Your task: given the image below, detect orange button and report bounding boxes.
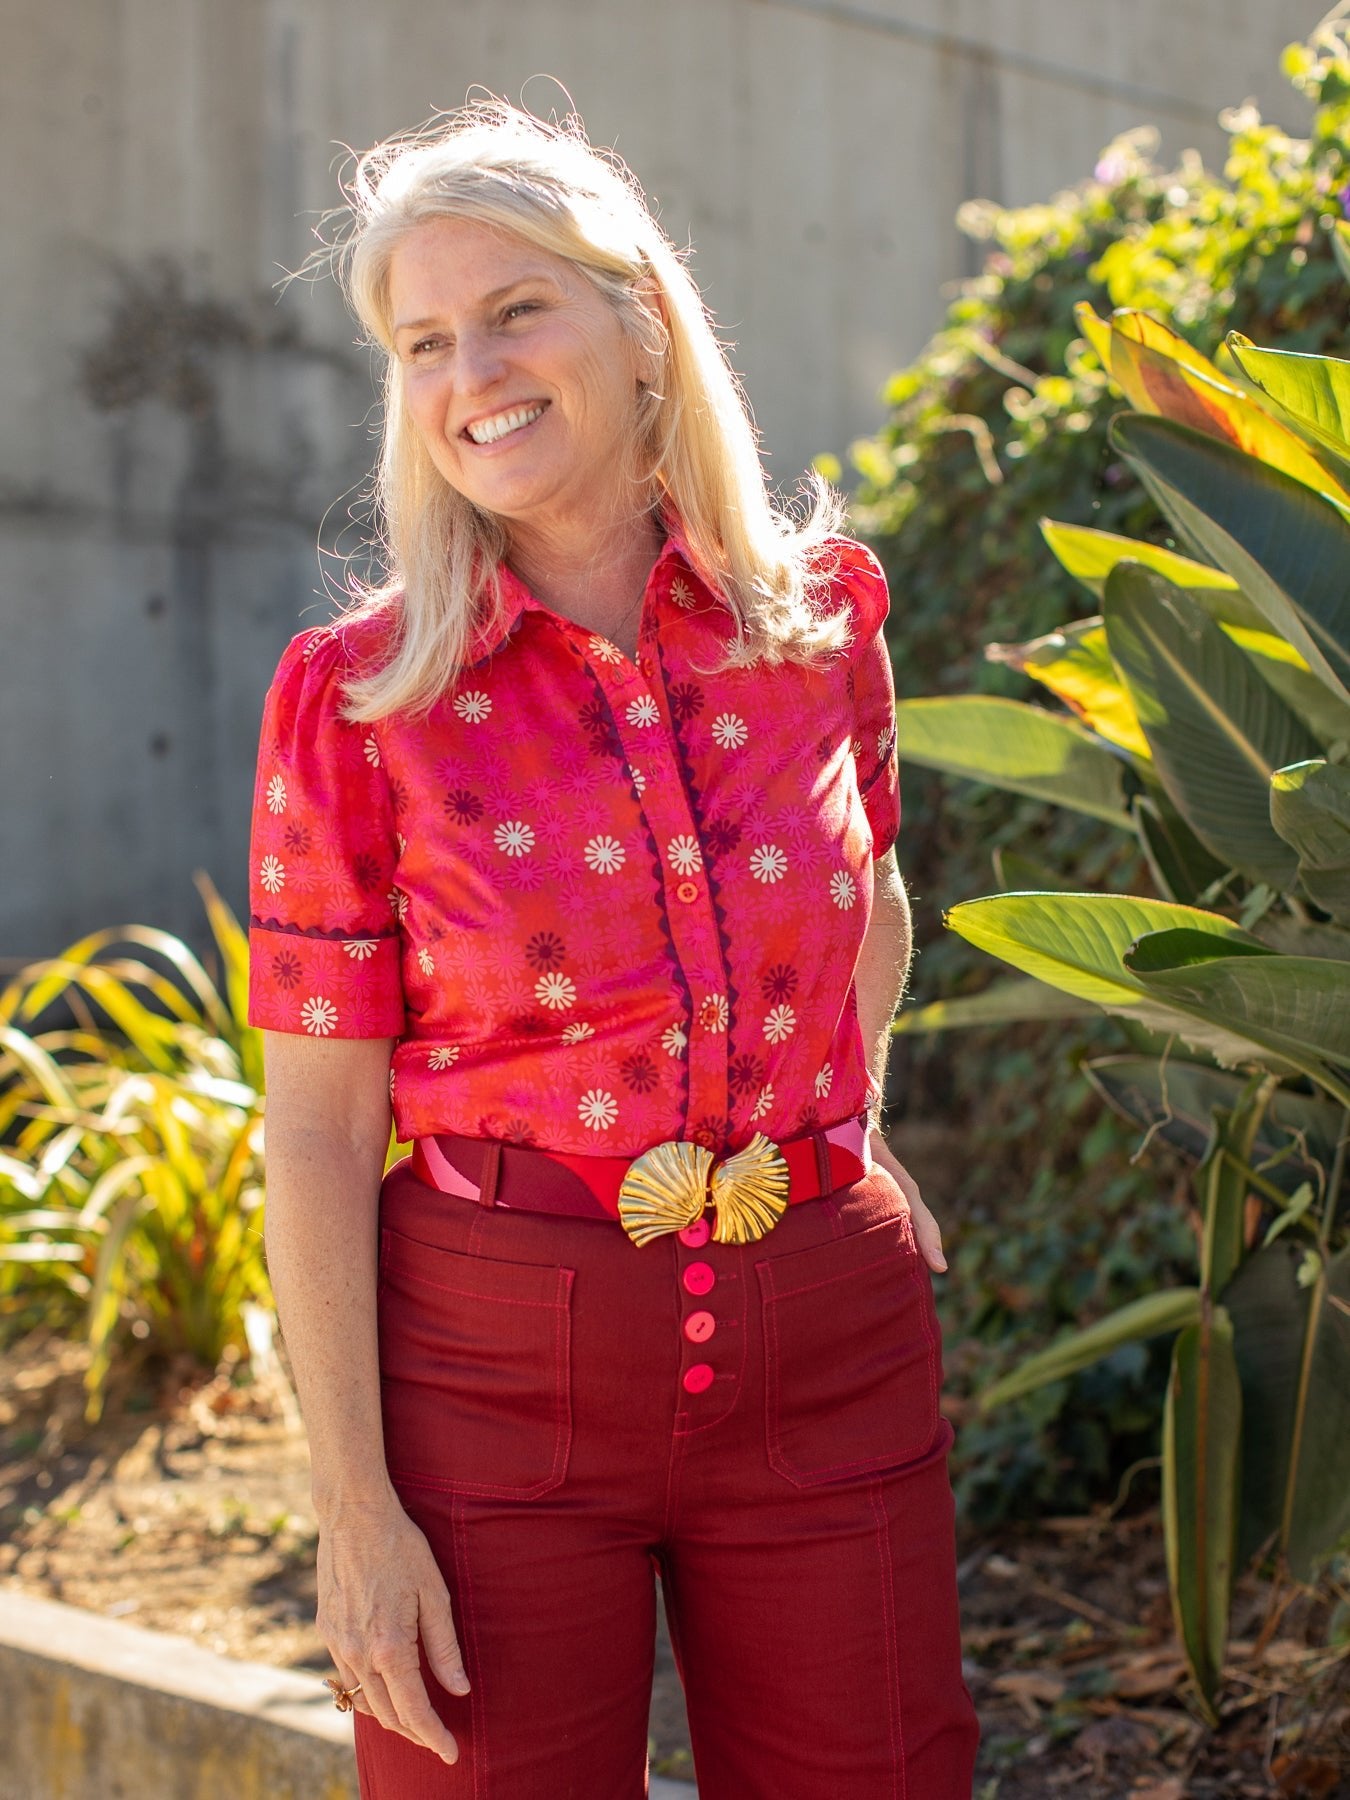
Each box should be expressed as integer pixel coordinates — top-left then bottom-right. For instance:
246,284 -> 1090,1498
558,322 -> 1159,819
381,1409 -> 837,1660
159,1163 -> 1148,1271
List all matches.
684,1310 -> 716,1344
682,1262 -> 715,1296
678,1219 -> 710,1248
675,879 -> 699,903
683,1363 -> 715,1394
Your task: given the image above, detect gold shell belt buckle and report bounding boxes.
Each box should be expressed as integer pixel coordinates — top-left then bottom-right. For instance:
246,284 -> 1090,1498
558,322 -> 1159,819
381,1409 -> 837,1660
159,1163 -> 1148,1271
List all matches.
617,1132 -> 791,1247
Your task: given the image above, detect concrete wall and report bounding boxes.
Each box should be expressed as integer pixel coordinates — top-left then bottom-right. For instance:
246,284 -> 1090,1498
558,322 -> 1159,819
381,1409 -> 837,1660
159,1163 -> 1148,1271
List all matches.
1,0 -> 1312,953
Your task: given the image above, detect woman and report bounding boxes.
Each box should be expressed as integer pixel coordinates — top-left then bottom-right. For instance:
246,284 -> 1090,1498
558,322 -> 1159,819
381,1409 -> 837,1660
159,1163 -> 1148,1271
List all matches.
249,101 -> 979,1798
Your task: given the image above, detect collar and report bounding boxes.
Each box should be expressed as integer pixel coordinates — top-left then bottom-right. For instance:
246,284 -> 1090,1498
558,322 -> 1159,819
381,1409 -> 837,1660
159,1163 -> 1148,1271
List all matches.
466,502 -> 702,663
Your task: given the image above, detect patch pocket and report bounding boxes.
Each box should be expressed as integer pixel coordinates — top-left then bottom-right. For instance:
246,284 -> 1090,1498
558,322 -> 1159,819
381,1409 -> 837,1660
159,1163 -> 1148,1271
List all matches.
377,1226 -> 574,1500
755,1216 -> 939,1488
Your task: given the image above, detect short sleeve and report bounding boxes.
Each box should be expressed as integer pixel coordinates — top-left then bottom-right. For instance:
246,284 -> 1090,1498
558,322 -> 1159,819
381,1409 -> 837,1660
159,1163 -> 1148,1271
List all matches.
837,540 -> 900,860
247,627 -> 405,1038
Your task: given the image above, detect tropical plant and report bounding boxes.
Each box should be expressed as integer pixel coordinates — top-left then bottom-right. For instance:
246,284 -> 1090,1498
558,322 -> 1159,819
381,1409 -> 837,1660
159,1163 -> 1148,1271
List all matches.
840,22 -> 1350,1530
893,293 -> 1350,1720
0,876 -> 271,1416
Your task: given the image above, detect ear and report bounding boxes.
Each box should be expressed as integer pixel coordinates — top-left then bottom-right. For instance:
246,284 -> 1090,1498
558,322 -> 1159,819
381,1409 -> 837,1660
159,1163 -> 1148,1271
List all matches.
631,273 -> 670,384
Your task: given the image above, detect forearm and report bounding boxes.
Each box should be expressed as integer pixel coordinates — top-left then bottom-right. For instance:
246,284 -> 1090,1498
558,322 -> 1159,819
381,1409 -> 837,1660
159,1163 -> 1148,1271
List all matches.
262,1041 -> 397,1521
853,849 -> 912,1128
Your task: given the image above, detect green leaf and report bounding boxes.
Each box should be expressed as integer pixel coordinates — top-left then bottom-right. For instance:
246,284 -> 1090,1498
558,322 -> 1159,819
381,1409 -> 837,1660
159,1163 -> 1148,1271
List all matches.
1163,1308 -> 1242,1722
895,697 -> 1130,823
946,892 -> 1274,1065
1040,519 -> 1241,602
1104,566 -> 1318,886
1110,413 -> 1350,702
1083,1054 -> 1345,1182
1226,339 -> 1350,465
990,848 -> 1079,892
892,978 -> 1096,1034
1123,932 -> 1350,1101
979,1288 -> 1201,1409
1270,759 -> 1350,922
1225,1242 -> 1350,1577
1197,1085 -> 1275,1298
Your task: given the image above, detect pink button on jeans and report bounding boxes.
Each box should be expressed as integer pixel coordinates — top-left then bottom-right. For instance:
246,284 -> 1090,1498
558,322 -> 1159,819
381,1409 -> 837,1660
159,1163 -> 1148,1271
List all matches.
677,1218 -> 710,1248
682,1262 -> 715,1296
684,1310 -> 716,1343
682,1363 -> 715,1394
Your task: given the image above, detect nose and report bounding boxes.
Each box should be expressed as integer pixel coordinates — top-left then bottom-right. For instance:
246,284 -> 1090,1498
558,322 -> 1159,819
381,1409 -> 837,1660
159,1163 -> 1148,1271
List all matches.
455,328 -> 507,399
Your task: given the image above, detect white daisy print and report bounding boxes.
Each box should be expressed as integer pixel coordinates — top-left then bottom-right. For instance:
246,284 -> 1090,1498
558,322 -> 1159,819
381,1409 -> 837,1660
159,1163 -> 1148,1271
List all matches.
751,1084 -> 774,1121
662,1023 -> 689,1057
578,1088 -> 618,1130
625,695 -> 659,728
454,690 -> 492,723
750,844 -> 788,883
589,635 -> 624,663
428,1045 -> 459,1070
584,835 -> 626,873
764,1004 -> 796,1043
815,1063 -> 833,1098
669,576 -> 696,609
258,856 -> 285,895
562,1021 -> 595,1044
535,972 -> 577,1010
265,775 -> 287,814
829,870 -> 858,909
700,993 -> 729,1033
630,766 -> 647,795
389,887 -> 410,920
363,734 -> 381,768
667,835 -> 703,876
711,713 -> 747,749
495,820 -> 536,856
417,947 -> 435,976
343,939 -> 377,960
301,996 -> 337,1036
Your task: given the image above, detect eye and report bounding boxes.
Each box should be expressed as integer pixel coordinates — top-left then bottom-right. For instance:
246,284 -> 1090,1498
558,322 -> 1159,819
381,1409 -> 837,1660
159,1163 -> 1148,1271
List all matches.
407,335 -> 446,358
501,301 -> 540,323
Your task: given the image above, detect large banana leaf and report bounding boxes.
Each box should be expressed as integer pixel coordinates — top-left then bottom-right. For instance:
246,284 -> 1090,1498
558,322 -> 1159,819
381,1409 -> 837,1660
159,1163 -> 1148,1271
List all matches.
986,618 -> 1149,757
1225,339 -> 1350,464
1123,931 -> 1350,1104
1226,627 -> 1350,750
1084,1053 -> 1346,1187
979,1288 -> 1201,1409
1110,413 -> 1350,702
1163,1307 -> 1242,1723
894,696 -> 1130,823
947,892 -> 1278,1067
1224,1242 -> 1350,1578
1103,566 -> 1318,887
1131,796 -> 1231,907
1269,759 -> 1350,923
1080,306 -> 1350,510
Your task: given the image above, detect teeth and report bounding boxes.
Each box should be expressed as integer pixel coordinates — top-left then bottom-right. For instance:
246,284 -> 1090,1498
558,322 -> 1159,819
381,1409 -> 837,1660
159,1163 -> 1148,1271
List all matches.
466,404 -> 545,445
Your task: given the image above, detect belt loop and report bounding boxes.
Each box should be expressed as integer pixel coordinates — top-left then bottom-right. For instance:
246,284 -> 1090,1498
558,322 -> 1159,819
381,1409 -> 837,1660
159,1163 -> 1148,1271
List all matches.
477,1139 -> 502,1208
812,1128 -> 833,1196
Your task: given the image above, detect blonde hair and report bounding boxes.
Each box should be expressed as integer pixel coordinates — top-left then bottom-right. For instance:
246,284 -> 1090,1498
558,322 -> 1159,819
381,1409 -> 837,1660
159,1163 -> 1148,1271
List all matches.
319,99 -> 852,719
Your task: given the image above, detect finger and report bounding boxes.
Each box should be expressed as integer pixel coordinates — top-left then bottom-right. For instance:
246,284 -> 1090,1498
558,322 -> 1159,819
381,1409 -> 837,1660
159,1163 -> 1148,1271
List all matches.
421,1589 -> 472,1698
883,1160 -> 947,1273
376,1648 -> 461,1764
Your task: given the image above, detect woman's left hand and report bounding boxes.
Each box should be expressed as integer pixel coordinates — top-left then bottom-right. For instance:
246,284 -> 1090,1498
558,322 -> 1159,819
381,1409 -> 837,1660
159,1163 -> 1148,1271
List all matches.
868,1128 -> 947,1274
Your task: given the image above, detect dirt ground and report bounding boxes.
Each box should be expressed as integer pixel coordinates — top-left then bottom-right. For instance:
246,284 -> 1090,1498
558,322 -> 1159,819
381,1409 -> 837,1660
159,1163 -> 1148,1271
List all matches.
2,1332 -> 1346,1796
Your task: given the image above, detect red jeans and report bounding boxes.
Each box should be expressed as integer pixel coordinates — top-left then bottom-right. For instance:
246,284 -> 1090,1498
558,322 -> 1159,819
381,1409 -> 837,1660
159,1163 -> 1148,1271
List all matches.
355,1157 -> 979,1798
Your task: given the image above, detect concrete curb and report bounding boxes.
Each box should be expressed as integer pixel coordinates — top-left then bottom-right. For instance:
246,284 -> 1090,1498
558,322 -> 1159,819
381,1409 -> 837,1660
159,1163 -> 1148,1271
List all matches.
1,1590 -> 695,1798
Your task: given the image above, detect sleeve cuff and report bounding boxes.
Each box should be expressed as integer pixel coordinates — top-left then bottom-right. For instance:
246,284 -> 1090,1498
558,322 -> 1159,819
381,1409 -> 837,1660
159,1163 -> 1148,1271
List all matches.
247,925 -> 405,1037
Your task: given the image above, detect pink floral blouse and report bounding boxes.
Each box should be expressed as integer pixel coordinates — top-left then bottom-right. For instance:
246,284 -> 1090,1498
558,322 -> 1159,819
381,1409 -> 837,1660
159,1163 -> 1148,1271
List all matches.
246,528 -> 900,1157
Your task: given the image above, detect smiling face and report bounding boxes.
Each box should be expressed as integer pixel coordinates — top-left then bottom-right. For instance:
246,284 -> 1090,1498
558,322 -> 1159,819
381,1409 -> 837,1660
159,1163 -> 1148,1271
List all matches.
387,215 -> 652,546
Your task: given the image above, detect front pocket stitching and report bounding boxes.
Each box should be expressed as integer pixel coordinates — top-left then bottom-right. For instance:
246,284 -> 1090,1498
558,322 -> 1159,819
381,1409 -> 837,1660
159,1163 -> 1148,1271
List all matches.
760,1255 -> 939,1486
381,1266 -> 574,1500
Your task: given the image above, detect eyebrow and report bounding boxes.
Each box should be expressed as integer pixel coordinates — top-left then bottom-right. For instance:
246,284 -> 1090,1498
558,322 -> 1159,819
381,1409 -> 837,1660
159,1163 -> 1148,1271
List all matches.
392,274 -> 559,337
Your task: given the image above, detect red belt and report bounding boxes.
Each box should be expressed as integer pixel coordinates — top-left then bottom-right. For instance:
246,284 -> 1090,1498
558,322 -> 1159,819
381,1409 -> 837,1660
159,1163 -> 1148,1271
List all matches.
407,1115 -> 872,1247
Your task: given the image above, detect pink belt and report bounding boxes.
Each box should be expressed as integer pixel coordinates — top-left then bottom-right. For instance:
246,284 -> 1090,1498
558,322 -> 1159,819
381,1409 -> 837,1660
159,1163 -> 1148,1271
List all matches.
408,1115 -> 872,1247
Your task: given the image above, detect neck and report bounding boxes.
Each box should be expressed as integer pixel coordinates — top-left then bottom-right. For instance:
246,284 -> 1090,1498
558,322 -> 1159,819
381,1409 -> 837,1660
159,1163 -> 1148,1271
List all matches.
505,501 -> 666,638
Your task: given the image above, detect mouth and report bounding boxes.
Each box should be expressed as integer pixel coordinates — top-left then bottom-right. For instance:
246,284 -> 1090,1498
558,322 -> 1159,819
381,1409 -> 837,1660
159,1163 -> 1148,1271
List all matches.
462,402 -> 548,446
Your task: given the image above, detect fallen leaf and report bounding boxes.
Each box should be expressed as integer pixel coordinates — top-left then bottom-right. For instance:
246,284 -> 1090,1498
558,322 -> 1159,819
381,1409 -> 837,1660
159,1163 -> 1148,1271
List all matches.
1129,1781 -> 1184,1800
1272,1753 -> 1342,1798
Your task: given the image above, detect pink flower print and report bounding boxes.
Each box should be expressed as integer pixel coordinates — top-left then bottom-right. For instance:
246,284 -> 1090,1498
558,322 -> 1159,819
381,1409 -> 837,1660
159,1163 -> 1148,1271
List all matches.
761,963 -> 799,1003
273,950 -> 302,990
729,1053 -> 765,1094
620,1052 -> 659,1093
525,932 -> 567,971
669,681 -> 704,721
445,789 -> 484,824
283,821 -> 312,855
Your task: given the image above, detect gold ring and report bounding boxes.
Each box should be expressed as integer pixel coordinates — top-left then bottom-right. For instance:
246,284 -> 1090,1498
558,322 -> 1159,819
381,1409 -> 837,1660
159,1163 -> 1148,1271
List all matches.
326,1677 -> 362,1712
